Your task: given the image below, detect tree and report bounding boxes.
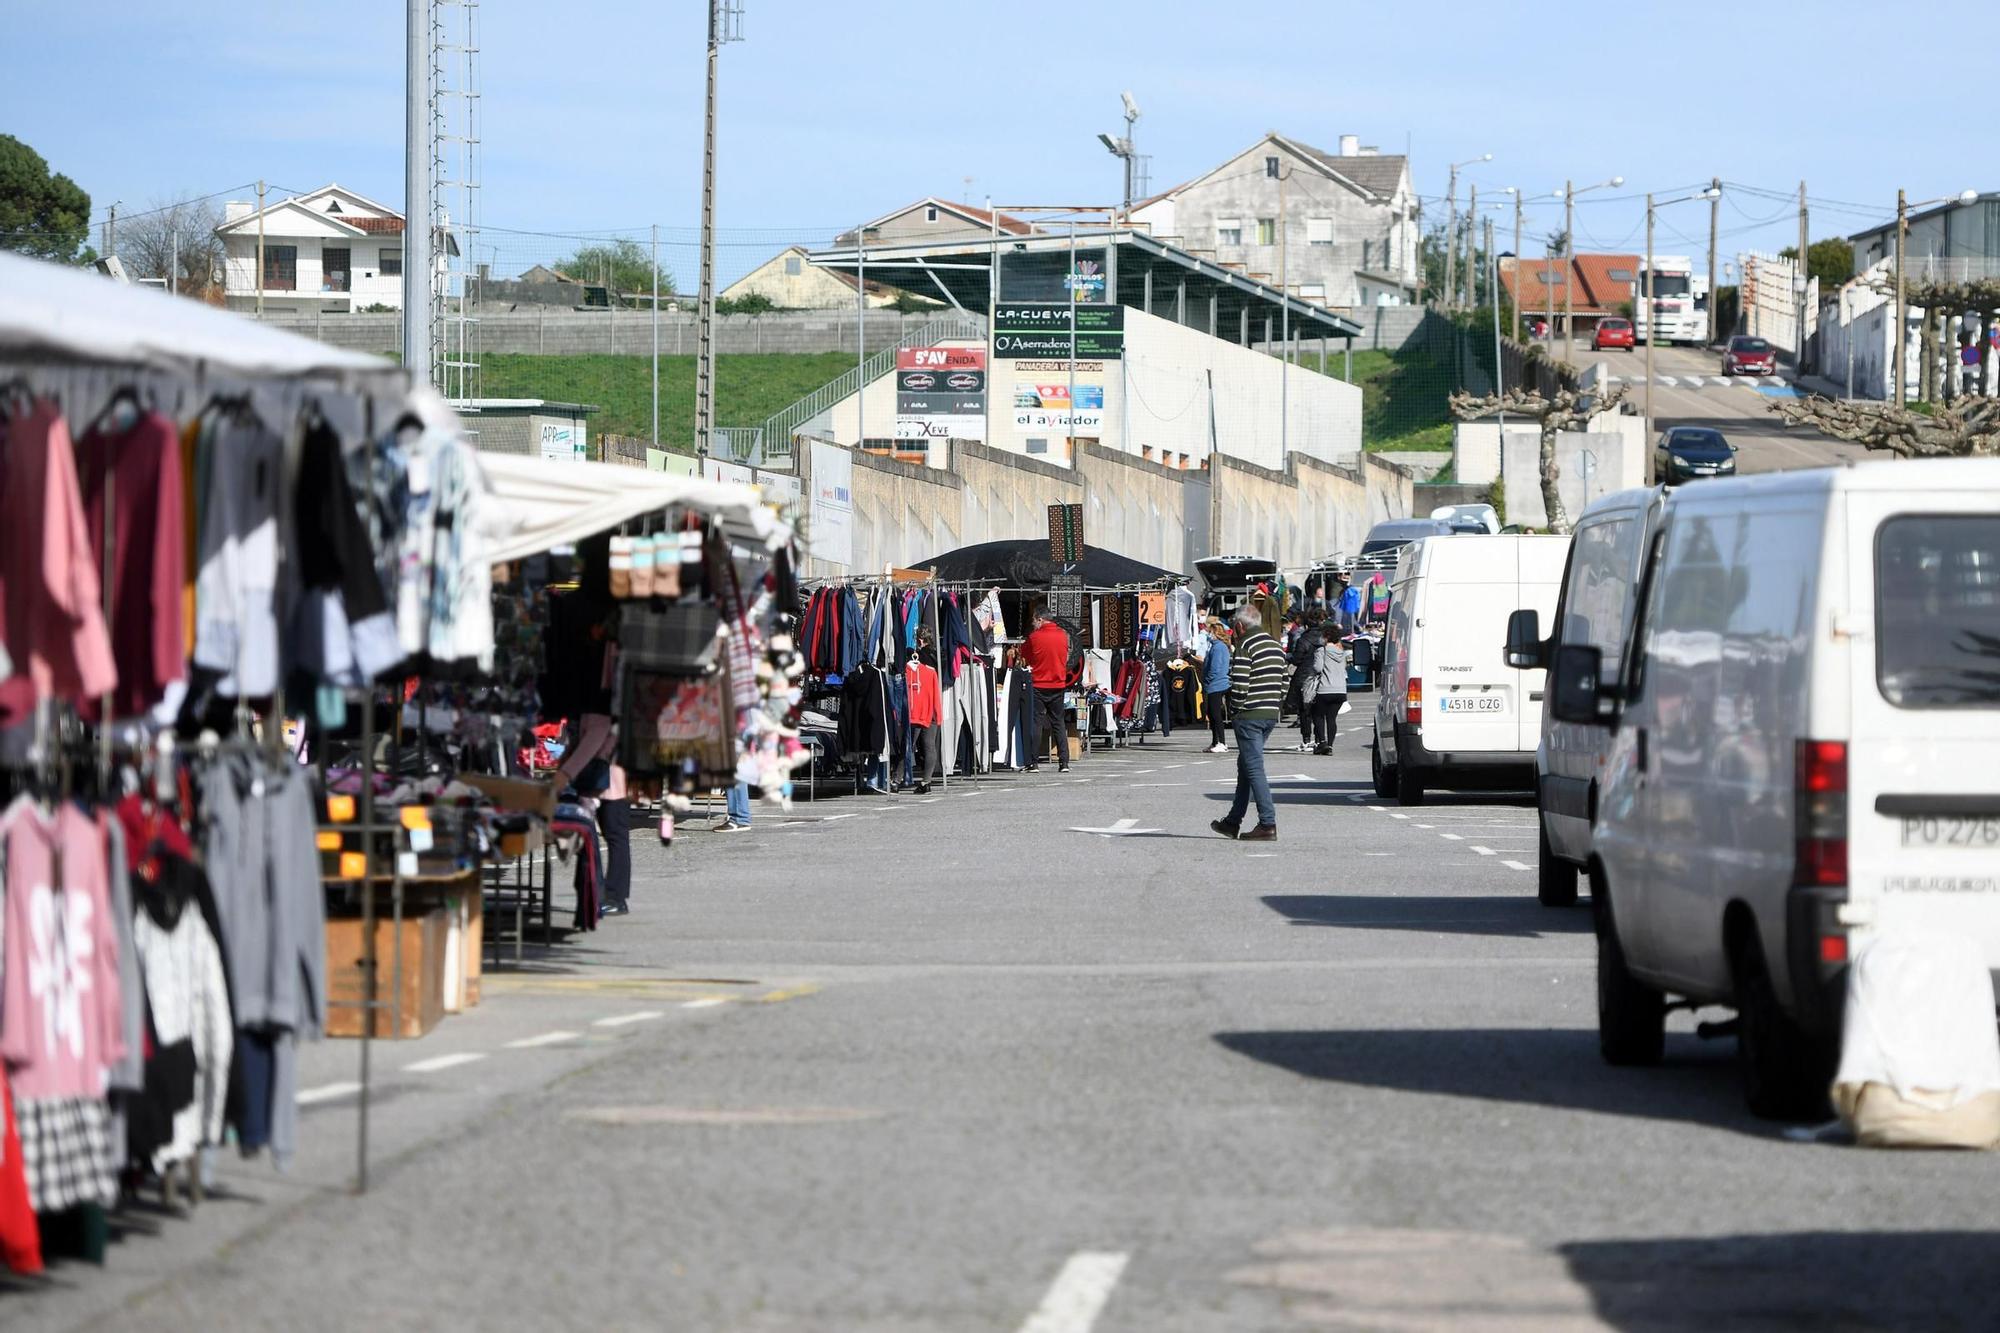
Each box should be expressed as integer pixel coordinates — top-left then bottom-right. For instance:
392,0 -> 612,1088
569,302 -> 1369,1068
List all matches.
553,238 -> 673,304
1450,384 -> 1628,533
0,134 -> 90,263
118,196 -> 227,298
1770,394 -> 2000,457
1544,228 -> 1570,257
715,291 -> 777,315
1778,237 -> 1855,291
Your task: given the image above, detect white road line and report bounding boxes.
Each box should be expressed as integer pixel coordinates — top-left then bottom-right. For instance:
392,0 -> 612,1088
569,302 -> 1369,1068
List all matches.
1165,763 -> 1187,769
593,1010 -> 666,1028
1440,833 -> 1464,841
1471,846 -> 1497,856
1416,824 -> 1434,829
681,997 -> 729,1009
404,1052 -> 487,1074
1246,852 -> 1277,858
1019,1251 -> 1130,1333
1367,805 -> 1385,812
297,1081 -> 362,1105
1502,860 -> 1532,871
506,1030 -> 580,1049
1389,813 -> 1409,820
1130,769 -> 1157,775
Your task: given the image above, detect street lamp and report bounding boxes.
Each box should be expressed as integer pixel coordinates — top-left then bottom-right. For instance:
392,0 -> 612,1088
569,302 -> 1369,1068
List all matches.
1495,187 -> 1523,341
1097,91 -> 1142,216
1553,175 -> 1623,361
1645,186 -> 1722,481
1444,153 -> 1492,312
1893,187 -> 1980,405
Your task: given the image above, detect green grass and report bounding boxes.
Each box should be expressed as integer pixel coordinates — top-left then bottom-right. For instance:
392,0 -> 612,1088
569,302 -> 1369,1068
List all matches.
478,352 -> 858,451
1344,347 -> 1458,452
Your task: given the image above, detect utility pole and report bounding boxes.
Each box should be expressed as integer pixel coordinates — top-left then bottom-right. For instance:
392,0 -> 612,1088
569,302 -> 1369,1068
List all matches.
856,219 -> 866,450
1279,164 -> 1290,458
1465,183 -> 1478,307
1645,192 -> 1656,483
1444,164 -> 1459,312
105,202 -> 118,263
651,222 -> 660,449
1796,180 -> 1810,375
1511,191 -> 1523,343
1893,188 -> 1907,405
696,0 -> 740,462
170,222 -> 179,297
401,0 -> 429,376
256,181 -> 268,319
1706,177 -> 1721,347
1562,179 -> 1575,362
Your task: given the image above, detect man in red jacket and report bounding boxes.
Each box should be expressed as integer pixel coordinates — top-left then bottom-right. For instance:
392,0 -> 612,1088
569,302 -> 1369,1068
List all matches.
1017,603 -> 1073,773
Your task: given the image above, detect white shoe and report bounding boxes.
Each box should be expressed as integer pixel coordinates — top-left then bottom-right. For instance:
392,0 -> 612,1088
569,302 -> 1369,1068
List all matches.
1206,743 -> 1228,754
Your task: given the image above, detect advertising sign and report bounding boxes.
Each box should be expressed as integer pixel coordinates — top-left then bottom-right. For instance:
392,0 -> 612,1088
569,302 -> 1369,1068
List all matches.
1063,260 -> 1107,300
1012,381 -> 1104,437
538,421 -> 584,461
992,302 -> 1124,359
1047,502 -> 1084,564
895,345 -> 986,444
807,439 -> 855,568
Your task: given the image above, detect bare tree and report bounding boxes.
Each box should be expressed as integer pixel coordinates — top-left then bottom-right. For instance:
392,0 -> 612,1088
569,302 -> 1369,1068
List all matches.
1450,384 -> 1628,533
117,197 -> 226,299
1770,394 -> 2000,457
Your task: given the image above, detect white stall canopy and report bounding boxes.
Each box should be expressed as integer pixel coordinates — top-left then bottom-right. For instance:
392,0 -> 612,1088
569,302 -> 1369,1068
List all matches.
479,452 -> 793,563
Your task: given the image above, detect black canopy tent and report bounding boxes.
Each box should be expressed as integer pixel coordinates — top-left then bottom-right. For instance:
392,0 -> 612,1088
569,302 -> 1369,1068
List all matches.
912,539 -> 1177,589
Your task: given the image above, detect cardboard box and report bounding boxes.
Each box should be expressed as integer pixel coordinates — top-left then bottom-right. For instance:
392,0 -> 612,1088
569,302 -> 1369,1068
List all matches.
458,773 -> 558,818
325,908 -> 449,1039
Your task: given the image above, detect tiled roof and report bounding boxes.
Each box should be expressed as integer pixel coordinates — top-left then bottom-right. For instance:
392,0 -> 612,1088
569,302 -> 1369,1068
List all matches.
930,201 -> 1034,235
348,217 -> 404,234
1289,140 -> 1408,200
1501,253 -> 1638,315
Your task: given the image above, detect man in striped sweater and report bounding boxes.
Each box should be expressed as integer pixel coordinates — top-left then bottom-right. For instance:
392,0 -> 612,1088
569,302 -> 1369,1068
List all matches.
1212,605 -> 1288,840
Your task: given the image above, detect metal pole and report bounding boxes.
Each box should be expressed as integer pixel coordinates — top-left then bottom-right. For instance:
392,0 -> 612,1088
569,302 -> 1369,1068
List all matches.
170,223 -> 179,297
1706,177 -> 1721,347
1797,180 -> 1810,374
402,0 -> 431,380
1512,194 -> 1523,344
1645,193 -> 1656,484
1894,189 -> 1907,405
651,222 -> 660,448
1545,237 -> 1555,354
1444,165 -> 1458,312
857,219 -> 866,449
1067,222 -> 1077,460
1563,179 -> 1575,362
1279,166 -> 1288,459
255,183 -> 265,319
986,198 -> 999,449
1846,285 -> 1855,399
106,202 -> 117,263
1490,231 -> 1504,404
695,0 -> 722,460
1465,183 -> 1478,308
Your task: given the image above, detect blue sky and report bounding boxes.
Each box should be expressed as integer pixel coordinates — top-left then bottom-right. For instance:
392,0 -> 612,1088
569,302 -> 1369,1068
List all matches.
7,1 -> 1994,281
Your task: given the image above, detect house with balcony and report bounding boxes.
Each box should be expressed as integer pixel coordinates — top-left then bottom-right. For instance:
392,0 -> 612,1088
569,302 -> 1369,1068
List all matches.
213,183 -> 452,312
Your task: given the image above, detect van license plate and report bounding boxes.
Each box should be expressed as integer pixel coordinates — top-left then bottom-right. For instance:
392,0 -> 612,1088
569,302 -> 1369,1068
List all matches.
1440,696 -> 1505,713
1900,816 -> 2000,847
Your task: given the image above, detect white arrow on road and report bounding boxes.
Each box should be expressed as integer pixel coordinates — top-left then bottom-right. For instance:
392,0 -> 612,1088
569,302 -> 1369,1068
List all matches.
1069,818 -> 1164,837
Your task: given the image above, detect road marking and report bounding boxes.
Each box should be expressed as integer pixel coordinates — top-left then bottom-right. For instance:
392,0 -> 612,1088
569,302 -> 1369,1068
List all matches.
593,1010 -> 666,1028
297,1081 -> 362,1105
1364,852 -> 1392,857
1070,818 -> 1163,837
1658,374 -> 1678,387
1247,853 -> 1277,858
1019,1251 -> 1130,1333
1471,846 -> 1497,856
1367,805 -> 1385,812
1130,769 -> 1157,775
681,997 -> 729,1009
1165,764 -> 1187,769
1416,824 -> 1434,829
404,1052 -> 487,1074
1440,833 -> 1464,841
506,1030 -> 580,1049
1128,782 -> 1190,787
1389,813 -> 1409,820
1502,860 -> 1532,871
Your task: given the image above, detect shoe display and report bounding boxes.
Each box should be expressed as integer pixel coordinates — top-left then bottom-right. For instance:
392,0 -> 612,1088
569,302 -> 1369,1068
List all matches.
1240,824 -> 1279,841
1209,819 -> 1241,839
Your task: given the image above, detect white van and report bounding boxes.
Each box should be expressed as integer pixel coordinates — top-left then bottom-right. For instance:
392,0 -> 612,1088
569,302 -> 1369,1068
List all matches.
1505,488 -> 1666,905
1372,534 -> 1571,806
1544,460 -> 2000,1118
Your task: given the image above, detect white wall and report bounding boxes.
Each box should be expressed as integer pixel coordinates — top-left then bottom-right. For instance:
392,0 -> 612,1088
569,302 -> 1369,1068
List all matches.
1500,411 -> 1644,528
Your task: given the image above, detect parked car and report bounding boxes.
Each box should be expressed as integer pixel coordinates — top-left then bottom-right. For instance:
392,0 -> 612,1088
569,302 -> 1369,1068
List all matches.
1350,517 -> 1454,577
1505,487 -> 1665,905
1593,317 -> 1636,352
1655,426 -> 1737,486
1539,461 -> 2000,1118
1722,335 -> 1777,376
1373,534 -> 1570,805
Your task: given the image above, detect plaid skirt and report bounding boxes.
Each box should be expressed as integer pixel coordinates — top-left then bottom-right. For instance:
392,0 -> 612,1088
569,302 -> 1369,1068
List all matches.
16,1096 -> 118,1212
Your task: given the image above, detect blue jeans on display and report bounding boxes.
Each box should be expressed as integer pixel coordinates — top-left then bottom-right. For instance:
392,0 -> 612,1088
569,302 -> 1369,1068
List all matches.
727,782 -> 752,826
1225,719 -> 1279,829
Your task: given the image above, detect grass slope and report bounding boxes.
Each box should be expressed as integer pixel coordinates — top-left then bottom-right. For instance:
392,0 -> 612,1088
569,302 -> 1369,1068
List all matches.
1348,347 -> 1457,452
478,352 -> 857,451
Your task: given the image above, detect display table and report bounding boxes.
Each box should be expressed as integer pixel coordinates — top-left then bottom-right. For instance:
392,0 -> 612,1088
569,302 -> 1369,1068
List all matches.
324,867 -> 484,1039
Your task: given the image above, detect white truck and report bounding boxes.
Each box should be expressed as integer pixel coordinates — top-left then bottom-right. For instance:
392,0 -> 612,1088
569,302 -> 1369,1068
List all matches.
1634,254 -> 1708,346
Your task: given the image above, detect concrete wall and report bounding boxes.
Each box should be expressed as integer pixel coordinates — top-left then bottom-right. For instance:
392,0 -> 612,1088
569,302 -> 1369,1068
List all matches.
1498,413 -> 1644,529
243,307 -> 971,357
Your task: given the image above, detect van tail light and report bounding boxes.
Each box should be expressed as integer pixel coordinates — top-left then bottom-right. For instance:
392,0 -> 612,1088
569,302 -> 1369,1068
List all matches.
1406,677 -> 1423,726
1794,739 -> 1848,888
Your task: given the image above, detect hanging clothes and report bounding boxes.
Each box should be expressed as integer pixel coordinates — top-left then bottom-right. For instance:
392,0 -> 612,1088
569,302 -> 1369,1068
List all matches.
1164,585 -> 1198,648
77,407 -> 186,719
292,416 -> 399,685
131,854 -> 233,1173
192,409 -> 286,698
0,1074 -> 41,1275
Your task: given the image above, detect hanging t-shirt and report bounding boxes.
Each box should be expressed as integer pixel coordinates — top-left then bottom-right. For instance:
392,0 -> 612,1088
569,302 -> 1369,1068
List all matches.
76,409 -> 186,719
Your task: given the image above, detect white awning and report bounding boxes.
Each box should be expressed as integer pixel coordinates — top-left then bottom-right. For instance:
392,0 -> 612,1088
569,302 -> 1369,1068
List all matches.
478,452 -> 792,563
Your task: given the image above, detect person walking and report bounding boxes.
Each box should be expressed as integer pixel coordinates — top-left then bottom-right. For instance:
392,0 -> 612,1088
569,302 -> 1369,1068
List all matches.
1200,622 -> 1232,753
1211,605 -> 1288,841
1304,629 -> 1350,755
1284,611 -> 1327,753
1018,603 -> 1073,773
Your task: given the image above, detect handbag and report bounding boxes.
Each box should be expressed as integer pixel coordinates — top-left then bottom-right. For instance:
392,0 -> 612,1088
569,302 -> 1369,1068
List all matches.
620,602 -> 721,673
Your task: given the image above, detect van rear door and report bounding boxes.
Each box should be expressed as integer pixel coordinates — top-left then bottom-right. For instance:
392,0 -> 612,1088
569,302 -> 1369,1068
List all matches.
1420,540 -> 1527,755
1516,538 -> 1569,752
1848,493 -> 2000,971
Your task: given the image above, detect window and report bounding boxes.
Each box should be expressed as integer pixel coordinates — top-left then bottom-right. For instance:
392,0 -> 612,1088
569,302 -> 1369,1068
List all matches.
321,246 -> 351,293
326,199 -> 343,214
924,206 -> 940,223
1877,515 -> 2000,708
784,255 -> 802,275
1299,283 -> 1326,300
1256,218 -> 1276,246
1606,266 -> 1634,283
379,246 -> 402,276
1362,239 -> 1372,268
1216,218 -> 1242,247
1025,437 -> 1049,455
263,244 -> 297,291
1265,156 -> 1280,179
1306,217 -> 1334,246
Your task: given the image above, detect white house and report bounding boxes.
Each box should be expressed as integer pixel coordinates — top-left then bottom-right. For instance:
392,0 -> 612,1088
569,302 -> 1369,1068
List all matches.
1128,133 -> 1418,311
214,183 -> 451,313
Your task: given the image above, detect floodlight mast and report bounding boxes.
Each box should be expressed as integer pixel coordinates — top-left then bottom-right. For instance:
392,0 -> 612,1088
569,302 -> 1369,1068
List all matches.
1100,92 -> 1143,215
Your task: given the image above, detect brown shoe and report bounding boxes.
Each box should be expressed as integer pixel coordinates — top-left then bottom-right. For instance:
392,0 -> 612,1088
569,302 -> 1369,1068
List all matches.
1240,824 -> 1278,842
1209,819 -> 1241,839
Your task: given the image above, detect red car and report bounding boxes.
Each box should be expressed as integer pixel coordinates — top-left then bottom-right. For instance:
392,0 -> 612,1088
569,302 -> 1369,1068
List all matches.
1722,334 -> 1777,376
1593,317 -> 1636,351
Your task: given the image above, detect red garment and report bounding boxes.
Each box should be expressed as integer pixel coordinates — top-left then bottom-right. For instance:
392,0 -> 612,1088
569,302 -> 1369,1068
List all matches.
115,793 -> 194,880
904,660 -> 942,727
1020,621 -> 1072,690
76,410 -> 187,719
0,1073 -> 42,1275
0,401 -> 118,726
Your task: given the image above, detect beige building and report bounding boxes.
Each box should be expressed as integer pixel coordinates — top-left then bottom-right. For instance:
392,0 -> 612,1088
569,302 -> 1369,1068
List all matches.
722,246 -> 907,310
834,199 -> 1036,248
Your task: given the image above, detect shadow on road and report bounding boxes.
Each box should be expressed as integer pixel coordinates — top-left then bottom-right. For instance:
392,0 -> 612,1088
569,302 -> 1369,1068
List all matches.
1213,1026 -> 1766,1136
1263,894 -> 1590,938
1557,1230 -> 2000,1332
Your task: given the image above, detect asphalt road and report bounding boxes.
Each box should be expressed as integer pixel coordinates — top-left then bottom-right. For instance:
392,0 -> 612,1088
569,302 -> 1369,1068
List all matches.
11,721 -> 1999,1331
1561,339 -> 1873,476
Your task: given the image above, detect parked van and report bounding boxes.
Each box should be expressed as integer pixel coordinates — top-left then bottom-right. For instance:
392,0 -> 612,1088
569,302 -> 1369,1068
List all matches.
1540,461 -> 2000,1118
1373,534 -> 1570,805
1505,487 -> 1666,905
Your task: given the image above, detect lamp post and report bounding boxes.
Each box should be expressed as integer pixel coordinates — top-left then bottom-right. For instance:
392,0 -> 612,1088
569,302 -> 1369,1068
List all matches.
1554,175 -> 1623,362
1444,153 -> 1491,312
1497,187 -> 1521,343
1893,188 -> 1979,405
1645,186 -> 1722,482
